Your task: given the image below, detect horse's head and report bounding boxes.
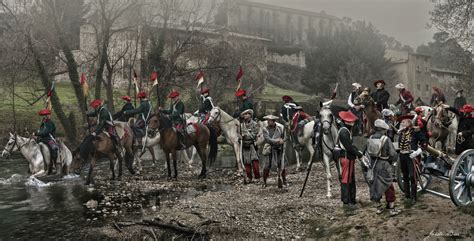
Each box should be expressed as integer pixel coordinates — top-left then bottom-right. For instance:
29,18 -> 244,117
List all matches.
207,107 -> 221,124
148,114 -> 160,130
71,147 -> 85,175
320,106 -> 334,135
434,105 -> 451,125
2,133 -> 18,159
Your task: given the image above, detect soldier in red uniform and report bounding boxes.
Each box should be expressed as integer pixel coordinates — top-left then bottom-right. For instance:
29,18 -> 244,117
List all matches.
395,83 -> 414,115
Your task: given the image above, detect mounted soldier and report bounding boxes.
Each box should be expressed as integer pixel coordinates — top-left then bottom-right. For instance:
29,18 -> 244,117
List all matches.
262,115 -> 287,188
87,99 -> 120,149
124,92 -> 152,139
430,86 -> 446,107
395,83 -> 414,115
291,105 -> 312,141
453,89 -> 466,111
34,109 -> 58,175
113,95 -> 134,122
445,103 -> 474,155
337,111 -> 363,208
234,89 -> 253,119
348,82 -> 364,135
240,109 -> 260,182
280,95 -> 298,123
160,90 -> 186,148
371,79 -> 390,111
197,87 -> 214,124
367,119 -> 399,216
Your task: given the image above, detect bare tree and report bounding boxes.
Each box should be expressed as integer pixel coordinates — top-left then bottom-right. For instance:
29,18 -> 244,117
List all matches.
430,0 -> 473,50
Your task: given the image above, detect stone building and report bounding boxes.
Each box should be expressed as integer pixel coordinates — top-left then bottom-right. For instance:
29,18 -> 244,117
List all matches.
386,49 -> 464,103
219,0 -> 343,47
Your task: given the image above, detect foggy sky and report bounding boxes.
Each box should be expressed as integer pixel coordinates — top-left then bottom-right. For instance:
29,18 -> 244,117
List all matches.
253,0 -> 437,48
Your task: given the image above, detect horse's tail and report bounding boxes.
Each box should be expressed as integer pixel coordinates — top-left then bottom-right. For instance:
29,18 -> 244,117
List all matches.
207,126 -> 218,164
124,149 -> 135,175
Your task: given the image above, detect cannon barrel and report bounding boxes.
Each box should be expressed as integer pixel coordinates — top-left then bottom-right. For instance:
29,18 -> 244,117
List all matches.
425,145 -> 453,165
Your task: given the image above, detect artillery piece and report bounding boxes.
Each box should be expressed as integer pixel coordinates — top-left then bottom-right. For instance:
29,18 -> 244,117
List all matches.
395,145 -> 473,206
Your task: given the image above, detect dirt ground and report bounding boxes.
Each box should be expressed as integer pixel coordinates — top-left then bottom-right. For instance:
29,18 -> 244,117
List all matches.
79,153 -> 474,240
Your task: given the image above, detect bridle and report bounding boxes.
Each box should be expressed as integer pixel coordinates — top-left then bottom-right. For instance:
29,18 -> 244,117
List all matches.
320,108 -> 336,151
209,108 -> 237,125
3,135 -> 30,156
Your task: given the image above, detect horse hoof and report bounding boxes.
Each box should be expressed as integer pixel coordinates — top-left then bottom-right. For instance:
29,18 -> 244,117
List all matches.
198,174 -> 206,179
326,194 -> 333,198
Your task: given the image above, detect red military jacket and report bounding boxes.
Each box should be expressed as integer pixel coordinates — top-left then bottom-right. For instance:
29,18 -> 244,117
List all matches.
291,111 -> 311,132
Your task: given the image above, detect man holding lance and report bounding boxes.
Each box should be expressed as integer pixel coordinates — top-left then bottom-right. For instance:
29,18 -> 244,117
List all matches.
113,95 -> 134,122
160,90 -> 186,149
198,87 -> 214,124
124,92 -> 152,139
87,99 -> 121,149
262,115 -> 287,188
34,109 -> 58,175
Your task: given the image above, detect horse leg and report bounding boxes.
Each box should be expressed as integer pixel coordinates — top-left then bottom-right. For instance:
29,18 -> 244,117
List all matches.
148,147 -> 157,166
166,152 -> 172,178
114,150 -> 124,178
295,145 -> 301,171
196,144 -> 207,178
86,157 -> 96,185
108,154 -> 116,180
323,154 -> 333,198
233,141 -> 243,173
172,150 -> 178,179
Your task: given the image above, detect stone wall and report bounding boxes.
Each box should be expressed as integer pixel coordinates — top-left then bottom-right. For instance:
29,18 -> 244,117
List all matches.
223,0 -> 343,47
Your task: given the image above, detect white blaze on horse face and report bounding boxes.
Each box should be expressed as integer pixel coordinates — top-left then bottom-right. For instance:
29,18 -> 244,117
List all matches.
320,108 -> 332,134
2,137 -> 16,158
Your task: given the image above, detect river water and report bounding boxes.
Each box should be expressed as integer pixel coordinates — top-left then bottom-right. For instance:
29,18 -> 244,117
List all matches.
0,154 -> 101,240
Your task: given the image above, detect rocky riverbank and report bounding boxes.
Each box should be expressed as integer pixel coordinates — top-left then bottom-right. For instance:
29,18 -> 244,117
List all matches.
77,156 -> 474,240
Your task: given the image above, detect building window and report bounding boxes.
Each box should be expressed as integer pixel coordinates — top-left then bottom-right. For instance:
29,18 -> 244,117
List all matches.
425,85 -> 429,91
417,84 -> 421,91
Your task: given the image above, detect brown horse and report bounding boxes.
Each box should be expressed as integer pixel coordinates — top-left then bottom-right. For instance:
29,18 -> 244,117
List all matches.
147,113 -> 216,179
358,92 -> 381,136
72,120 -> 136,185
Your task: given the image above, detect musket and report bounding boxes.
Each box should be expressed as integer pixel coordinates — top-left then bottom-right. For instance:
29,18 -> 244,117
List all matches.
239,122 -> 248,184
278,130 -> 286,188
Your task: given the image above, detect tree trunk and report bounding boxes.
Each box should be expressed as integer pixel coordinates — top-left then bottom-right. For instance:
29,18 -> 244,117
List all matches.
28,37 -> 77,145
57,35 -> 87,120
95,29 -> 110,100
106,69 -> 115,113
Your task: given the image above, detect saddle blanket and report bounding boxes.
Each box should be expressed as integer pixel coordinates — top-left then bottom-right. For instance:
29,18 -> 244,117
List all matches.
173,124 -> 199,135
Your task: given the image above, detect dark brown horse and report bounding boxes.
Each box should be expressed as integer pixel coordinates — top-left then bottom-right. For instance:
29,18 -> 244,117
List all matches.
147,113 -> 216,179
72,120 -> 136,185
358,92 -> 381,136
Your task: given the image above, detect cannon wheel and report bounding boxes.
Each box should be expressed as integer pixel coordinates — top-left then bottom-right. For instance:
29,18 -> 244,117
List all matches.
396,156 -> 431,193
449,149 -> 474,206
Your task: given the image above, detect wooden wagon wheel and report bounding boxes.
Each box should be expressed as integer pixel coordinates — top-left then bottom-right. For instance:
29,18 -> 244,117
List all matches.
449,149 -> 474,206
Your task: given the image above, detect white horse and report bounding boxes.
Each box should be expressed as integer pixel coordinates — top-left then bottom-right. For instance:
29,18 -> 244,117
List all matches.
2,133 -> 72,177
207,107 -> 246,172
318,100 -> 339,198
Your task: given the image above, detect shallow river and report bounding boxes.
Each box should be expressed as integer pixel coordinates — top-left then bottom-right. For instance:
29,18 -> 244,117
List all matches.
0,154 -> 101,240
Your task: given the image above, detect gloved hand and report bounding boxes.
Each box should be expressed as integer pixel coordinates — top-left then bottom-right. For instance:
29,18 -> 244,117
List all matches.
91,132 -> 97,136
409,148 -> 422,159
